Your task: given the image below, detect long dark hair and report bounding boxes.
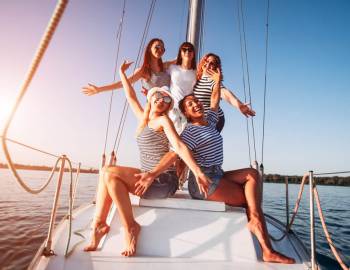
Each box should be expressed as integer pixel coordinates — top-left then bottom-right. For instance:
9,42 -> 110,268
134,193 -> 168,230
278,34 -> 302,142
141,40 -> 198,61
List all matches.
141,38 -> 164,80
196,53 -> 223,80
176,42 -> 196,69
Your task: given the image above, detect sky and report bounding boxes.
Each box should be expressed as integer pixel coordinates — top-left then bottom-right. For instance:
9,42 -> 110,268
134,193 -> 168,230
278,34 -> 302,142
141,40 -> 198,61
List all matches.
0,0 -> 349,175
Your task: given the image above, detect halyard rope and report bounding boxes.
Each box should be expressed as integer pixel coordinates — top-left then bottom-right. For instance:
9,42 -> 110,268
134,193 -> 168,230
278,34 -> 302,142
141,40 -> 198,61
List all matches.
1,0 -> 70,194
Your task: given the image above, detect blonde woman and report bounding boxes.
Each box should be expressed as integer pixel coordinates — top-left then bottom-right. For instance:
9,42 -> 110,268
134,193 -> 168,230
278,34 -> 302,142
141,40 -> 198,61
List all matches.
84,60 -> 211,257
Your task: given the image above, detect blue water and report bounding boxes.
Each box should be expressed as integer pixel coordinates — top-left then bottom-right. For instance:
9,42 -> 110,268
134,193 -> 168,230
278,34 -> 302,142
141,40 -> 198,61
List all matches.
0,169 -> 349,270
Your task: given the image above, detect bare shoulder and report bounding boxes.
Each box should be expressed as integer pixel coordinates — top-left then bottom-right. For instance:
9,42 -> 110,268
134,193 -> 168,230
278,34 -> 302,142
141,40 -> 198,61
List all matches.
158,114 -> 172,126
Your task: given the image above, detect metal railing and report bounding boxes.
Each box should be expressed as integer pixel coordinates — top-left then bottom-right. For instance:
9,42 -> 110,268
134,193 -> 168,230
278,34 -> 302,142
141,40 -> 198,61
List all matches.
280,170 -> 350,270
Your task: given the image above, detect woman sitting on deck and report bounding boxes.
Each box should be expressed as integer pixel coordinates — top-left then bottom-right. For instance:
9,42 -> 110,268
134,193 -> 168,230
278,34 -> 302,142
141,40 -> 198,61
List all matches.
177,66 -> 295,264
84,60 -> 211,257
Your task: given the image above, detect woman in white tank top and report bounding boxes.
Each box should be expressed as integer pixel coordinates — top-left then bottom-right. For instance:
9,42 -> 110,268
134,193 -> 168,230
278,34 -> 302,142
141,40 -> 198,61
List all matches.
167,42 -> 197,134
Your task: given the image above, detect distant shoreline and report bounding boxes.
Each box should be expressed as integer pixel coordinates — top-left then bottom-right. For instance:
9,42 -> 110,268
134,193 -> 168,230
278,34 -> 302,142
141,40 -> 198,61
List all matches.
264,174 -> 350,186
0,163 -> 98,174
1,163 -> 349,186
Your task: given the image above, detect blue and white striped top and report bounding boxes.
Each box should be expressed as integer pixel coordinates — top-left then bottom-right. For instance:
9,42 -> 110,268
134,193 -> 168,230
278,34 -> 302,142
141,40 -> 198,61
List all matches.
137,126 -> 175,172
193,75 -> 224,117
180,110 -> 223,167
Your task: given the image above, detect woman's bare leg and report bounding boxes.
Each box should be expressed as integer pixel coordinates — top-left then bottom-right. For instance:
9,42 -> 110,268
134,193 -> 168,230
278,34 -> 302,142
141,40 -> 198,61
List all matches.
103,165 -> 142,257
84,171 -> 113,251
210,168 -> 295,264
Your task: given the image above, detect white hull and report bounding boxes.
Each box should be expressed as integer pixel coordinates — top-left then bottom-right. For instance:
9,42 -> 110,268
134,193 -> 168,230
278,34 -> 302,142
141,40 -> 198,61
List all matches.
29,192 -> 311,270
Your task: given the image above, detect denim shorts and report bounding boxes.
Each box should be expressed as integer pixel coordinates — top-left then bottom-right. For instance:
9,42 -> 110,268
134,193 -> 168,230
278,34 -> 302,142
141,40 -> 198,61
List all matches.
141,171 -> 179,199
188,165 -> 224,200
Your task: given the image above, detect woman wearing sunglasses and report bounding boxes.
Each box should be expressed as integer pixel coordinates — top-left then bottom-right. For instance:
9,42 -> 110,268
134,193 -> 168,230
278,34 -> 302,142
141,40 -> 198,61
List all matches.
176,76 -> 295,264
195,53 -> 256,132
82,38 -> 174,96
167,42 -> 197,134
84,60 -> 211,257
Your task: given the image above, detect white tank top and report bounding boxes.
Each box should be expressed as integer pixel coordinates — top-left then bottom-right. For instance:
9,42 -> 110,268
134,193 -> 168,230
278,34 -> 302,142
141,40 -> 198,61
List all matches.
167,64 -> 196,107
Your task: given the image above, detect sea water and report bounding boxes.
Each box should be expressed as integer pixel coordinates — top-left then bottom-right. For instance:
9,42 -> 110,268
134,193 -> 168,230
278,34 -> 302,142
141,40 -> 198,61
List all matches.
0,169 -> 349,270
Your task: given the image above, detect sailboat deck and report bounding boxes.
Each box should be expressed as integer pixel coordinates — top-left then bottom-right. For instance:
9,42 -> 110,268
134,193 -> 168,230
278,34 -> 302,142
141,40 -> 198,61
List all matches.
30,192 -> 310,270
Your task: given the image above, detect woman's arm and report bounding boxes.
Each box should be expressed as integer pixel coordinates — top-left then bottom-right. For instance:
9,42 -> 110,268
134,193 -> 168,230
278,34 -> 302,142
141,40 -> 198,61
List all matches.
206,68 -> 221,112
160,116 -> 211,197
221,87 -> 256,117
82,68 -> 143,96
163,59 -> 177,70
119,61 -> 144,120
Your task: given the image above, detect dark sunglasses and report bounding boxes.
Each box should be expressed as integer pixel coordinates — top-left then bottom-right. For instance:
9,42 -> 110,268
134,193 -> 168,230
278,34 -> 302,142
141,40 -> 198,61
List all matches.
205,60 -> 218,68
154,92 -> 172,104
181,47 -> 193,53
154,45 -> 165,51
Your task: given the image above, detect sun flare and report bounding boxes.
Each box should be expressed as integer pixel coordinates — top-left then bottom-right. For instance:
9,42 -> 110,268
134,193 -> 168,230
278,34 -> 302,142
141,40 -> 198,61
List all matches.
0,98 -> 15,129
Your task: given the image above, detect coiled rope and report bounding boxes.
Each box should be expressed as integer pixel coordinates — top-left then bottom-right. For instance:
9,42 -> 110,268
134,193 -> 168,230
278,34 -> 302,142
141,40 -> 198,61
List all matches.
0,0 -> 73,194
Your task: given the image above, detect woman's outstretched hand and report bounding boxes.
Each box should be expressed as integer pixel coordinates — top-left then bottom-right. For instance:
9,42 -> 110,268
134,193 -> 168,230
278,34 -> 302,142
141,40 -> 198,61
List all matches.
239,102 -> 256,117
82,83 -> 100,96
120,60 -> 134,74
195,171 -> 212,198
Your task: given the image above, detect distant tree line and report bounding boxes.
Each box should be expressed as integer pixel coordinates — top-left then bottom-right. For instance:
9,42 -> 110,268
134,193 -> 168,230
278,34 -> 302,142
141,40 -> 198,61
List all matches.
0,163 -> 98,174
1,163 -> 349,185
264,174 -> 350,186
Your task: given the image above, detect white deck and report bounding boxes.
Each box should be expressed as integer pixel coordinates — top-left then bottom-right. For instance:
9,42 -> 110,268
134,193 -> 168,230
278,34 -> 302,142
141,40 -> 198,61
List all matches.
30,192 -> 311,270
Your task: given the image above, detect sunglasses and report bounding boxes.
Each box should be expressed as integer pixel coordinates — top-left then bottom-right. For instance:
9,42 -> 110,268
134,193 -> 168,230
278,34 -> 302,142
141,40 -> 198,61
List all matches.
154,91 -> 172,104
154,45 -> 165,51
205,60 -> 218,69
181,47 -> 193,53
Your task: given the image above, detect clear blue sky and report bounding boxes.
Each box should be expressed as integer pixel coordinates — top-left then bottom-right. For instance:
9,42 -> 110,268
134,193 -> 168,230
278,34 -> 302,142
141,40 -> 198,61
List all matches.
0,0 -> 349,175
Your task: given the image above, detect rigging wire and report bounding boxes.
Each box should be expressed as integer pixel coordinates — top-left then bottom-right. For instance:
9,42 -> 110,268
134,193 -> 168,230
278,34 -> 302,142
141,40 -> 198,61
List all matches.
261,0 -> 270,165
103,0 -> 127,155
178,0 -> 187,45
236,0 -> 252,165
113,0 -> 157,152
240,0 -> 258,163
198,0 -> 206,58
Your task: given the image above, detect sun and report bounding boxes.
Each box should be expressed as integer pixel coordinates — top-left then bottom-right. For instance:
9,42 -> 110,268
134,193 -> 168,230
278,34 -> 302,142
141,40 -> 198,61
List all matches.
0,98 -> 15,131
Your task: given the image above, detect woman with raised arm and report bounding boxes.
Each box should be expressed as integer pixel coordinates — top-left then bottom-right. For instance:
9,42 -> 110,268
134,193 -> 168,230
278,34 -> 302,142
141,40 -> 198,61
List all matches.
177,66 -> 295,264
84,60 -> 211,257
82,38 -> 173,96
194,53 -> 255,132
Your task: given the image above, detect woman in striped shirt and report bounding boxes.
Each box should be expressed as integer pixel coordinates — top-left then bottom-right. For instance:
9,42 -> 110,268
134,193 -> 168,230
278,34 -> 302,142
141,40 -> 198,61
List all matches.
178,66 -> 294,264
84,60 -> 211,257
194,53 -> 256,132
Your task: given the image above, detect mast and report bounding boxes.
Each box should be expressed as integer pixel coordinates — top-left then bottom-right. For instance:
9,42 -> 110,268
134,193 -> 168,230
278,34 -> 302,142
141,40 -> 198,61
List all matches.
187,0 -> 203,59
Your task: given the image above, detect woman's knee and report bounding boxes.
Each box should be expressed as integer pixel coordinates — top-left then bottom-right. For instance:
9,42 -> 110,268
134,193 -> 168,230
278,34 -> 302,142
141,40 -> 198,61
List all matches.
247,168 -> 260,184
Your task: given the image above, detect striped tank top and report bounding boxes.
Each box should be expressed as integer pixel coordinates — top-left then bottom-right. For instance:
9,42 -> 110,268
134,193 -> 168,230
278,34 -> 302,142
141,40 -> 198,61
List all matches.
193,75 -> 224,117
137,126 -> 175,172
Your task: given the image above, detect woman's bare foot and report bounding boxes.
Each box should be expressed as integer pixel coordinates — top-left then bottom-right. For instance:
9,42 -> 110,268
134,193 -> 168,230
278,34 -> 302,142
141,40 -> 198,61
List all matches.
84,222 -> 110,252
121,222 -> 141,257
263,250 -> 296,264
247,218 -> 295,264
